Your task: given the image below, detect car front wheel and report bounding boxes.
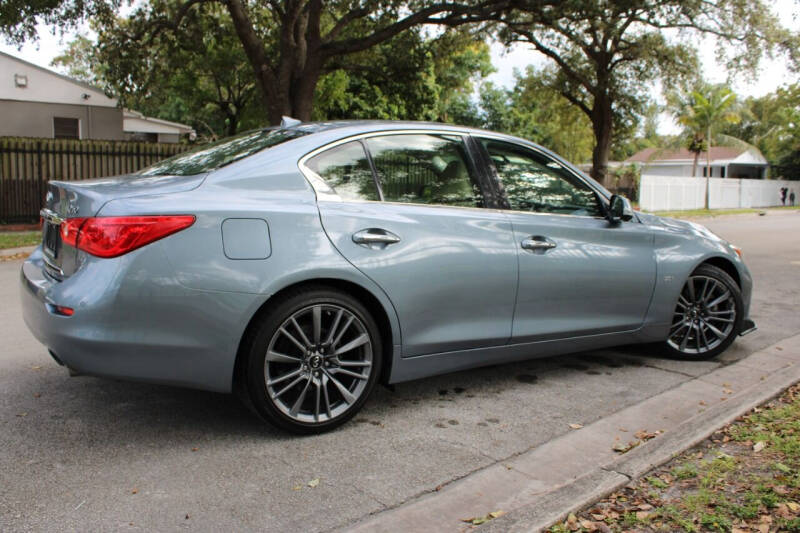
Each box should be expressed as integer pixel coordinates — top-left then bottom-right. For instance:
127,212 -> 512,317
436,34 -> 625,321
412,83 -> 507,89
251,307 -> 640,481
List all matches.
243,286 -> 382,434
663,264 -> 743,360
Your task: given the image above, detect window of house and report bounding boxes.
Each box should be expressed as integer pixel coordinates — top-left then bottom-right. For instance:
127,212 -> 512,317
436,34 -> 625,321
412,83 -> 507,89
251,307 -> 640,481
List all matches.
127,132 -> 159,143
304,141 -> 380,201
53,117 -> 80,139
365,134 -> 482,207
479,138 -> 602,217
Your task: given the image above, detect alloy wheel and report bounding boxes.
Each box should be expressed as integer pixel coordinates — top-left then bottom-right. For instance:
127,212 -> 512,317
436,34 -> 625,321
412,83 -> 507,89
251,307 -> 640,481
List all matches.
264,304 -> 373,423
668,275 -> 737,355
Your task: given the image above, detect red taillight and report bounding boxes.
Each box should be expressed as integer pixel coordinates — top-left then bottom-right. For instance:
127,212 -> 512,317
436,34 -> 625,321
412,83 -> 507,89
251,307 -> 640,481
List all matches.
62,215 -> 195,258
61,218 -> 87,247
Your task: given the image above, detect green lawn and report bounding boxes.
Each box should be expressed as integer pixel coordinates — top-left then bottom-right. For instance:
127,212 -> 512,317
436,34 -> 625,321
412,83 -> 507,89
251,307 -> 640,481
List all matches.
649,205 -> 800,219
550,383 -> 800,532
0,231 -> 41,250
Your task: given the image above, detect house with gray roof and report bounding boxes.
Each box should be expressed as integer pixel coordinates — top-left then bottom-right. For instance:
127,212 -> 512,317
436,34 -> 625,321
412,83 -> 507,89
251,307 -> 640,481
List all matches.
626,146 -> 768,179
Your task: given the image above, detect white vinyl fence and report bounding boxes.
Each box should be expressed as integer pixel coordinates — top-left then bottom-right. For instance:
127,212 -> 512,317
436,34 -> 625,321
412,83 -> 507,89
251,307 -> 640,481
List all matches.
638,175 -> 798,212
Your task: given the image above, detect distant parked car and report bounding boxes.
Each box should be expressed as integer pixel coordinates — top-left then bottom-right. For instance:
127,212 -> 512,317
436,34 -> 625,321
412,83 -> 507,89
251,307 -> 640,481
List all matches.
21,120 -> 756,433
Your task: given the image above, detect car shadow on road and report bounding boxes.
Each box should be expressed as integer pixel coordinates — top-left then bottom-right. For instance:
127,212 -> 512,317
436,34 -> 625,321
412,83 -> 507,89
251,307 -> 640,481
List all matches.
5,344 -> 721,450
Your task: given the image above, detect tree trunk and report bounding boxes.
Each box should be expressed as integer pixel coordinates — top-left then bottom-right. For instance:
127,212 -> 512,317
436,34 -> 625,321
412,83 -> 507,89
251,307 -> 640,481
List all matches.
589,99 -> 613,187
291,60 -> 322,122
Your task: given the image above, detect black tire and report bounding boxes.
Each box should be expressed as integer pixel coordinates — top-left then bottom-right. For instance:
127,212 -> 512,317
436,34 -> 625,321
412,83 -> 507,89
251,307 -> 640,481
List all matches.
242,286 -> 382,434
661,264 -> 744,360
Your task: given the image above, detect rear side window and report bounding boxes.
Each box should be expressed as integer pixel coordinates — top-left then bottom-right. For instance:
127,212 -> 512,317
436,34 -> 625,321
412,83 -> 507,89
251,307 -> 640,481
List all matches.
139,128 -> 308,176
365,134 -> 482,207
304,141 -> 380,201
480,138 -> 601,217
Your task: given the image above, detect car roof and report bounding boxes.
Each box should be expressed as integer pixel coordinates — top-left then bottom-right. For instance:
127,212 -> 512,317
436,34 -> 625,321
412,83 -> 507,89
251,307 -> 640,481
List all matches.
285,120 -> 551,156
289,119 -> 481,135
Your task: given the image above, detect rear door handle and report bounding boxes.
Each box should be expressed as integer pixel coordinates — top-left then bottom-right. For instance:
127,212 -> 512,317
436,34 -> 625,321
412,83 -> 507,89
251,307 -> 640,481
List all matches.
352,228 -> 401,247
521,235 -> 557,252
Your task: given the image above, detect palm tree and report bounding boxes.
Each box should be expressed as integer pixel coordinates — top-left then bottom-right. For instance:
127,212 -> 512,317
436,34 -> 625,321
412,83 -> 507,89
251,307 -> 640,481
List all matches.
669,84 -> 741,208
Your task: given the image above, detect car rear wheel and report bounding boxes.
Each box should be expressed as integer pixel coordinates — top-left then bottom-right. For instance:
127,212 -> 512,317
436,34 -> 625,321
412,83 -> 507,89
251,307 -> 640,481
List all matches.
663,264 -> 743,360
243,286 -> 382,433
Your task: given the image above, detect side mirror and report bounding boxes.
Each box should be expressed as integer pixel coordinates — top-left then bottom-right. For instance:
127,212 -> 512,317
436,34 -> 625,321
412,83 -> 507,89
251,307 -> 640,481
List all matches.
607,194 -> 634,223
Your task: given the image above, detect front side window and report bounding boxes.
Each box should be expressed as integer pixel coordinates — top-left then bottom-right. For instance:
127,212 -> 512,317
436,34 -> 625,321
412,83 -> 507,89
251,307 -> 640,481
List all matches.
480,138 -> 602,217
366,134 -> 482,207
304,141 -> 379,201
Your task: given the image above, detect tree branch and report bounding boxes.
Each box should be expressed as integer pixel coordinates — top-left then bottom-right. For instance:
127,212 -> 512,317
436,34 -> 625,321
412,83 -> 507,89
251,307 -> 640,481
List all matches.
320,1 -> 511,58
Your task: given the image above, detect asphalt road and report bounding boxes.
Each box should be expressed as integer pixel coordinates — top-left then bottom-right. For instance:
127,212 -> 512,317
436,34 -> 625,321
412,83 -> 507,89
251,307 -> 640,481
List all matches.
1,211 -> 799,532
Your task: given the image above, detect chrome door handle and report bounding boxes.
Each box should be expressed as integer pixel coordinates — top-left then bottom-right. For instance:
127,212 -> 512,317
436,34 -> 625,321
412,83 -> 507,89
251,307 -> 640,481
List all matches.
521,236 -> 557,252
352,228 -> 401,246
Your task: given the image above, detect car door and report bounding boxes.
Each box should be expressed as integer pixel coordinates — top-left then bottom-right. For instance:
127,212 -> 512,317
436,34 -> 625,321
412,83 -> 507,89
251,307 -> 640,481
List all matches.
475,136 -> 657,342
302,132 -> 518,357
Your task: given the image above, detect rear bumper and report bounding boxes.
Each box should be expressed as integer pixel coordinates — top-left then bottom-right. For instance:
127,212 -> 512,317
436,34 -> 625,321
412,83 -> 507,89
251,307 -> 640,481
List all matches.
20,245 -> 260,393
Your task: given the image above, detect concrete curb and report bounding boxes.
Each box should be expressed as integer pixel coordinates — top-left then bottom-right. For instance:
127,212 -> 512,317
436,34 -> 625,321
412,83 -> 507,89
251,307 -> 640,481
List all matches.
344,336 -> 800,533
0,245 -> 35,258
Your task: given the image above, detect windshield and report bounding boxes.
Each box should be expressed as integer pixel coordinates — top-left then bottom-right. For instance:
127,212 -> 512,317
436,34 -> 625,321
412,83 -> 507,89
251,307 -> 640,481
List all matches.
139,128 -> 309,176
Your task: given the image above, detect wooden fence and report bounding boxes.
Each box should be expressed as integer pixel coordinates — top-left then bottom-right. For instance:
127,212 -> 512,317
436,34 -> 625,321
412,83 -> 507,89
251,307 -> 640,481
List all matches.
0,137 -> 191,223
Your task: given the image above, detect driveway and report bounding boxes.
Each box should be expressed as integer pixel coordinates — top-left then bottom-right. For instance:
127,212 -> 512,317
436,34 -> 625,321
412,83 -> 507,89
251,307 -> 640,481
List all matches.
1,211 -> 799,532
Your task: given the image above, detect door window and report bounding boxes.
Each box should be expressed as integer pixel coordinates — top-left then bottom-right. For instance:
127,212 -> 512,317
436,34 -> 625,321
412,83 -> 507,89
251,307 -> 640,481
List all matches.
366,134 -> 482,207
479,138 -> 602,217
304,141 -> 380,201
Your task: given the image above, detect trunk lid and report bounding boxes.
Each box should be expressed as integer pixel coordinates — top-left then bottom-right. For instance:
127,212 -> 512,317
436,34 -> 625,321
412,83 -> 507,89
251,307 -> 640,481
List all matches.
40,173 -> 206,279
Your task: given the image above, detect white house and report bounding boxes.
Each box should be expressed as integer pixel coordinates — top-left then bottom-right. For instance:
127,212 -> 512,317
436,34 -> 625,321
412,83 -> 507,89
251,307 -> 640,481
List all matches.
627,146 -> 768,179
0,51 -> 194,143
123,110 -> 196,143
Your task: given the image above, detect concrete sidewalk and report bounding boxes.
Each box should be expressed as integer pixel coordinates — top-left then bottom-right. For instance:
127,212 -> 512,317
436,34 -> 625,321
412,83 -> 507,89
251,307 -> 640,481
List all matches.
0,245 -> 35,258
346,335 -> 800,533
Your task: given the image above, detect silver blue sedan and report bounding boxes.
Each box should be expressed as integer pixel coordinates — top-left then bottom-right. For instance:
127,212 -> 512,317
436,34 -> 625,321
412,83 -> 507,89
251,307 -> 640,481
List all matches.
21,120 -> 756,433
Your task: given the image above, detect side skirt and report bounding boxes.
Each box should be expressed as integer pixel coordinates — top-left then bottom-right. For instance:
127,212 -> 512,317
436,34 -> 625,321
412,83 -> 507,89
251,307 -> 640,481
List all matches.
387,330 -> 643,384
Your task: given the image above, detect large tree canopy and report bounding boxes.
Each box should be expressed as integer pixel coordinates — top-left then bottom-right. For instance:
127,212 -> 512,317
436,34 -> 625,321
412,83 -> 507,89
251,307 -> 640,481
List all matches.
490,0 -> 799,184
0,0 -> 117,44
721,83 -> 800,172
111,0 -> 510,124
52,12 -> 494,139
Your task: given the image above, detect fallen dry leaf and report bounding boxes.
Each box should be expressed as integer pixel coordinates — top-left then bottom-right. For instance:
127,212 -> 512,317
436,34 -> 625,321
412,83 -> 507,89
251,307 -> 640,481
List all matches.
461,510 -> 504,526
635,511 -> 651,520
131,489 -> 138,495
753,441 -> 766,452
787,502 -> 800,512
613,440 -> 640,453
569,423 -> 584,430
307,478 -> 320,488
